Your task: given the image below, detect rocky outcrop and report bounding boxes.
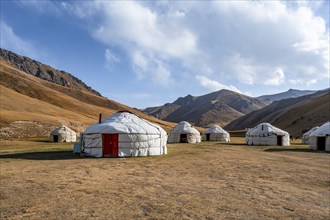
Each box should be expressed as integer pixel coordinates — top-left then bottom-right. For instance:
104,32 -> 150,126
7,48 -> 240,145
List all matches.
0,48 -> 101,96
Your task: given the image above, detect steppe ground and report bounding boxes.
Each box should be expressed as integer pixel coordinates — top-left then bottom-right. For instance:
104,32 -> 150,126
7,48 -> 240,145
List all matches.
0,138 -> 329,219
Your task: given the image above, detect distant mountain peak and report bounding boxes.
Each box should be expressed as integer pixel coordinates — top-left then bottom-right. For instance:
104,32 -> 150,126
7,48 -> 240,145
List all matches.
257,89 -> 317,102
225,90 -> 330,136
145,89 -> 267,127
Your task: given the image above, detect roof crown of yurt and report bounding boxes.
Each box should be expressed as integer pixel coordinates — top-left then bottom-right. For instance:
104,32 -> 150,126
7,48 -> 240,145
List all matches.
81,111 -> 167,157
302,126 -> 319,144
202,125 -> 230,142
50,125 -> 77,142
168,121 -> 201,144
246,122 -> 290,146
309,121 -> 330,151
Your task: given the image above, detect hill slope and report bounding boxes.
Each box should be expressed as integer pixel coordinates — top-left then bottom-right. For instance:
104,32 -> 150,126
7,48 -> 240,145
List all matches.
0,58 -> 175,138
257,89 -> 317,102
145,90 -> 268,127
0,48 -> 101,96
225,90 -> 330,136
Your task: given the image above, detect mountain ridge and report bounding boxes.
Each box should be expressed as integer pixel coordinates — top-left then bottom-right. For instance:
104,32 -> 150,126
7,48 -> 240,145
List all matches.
144,89 -> 268,127
257,88 -> 317,102
225,89 -> 330,136
0,48 -> 101,96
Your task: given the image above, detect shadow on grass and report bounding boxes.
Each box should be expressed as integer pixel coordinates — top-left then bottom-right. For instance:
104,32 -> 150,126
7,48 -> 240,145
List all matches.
226,142 -> 247,146
32,140 -> 51,143
265,148 -> 330,154
0,150 -> 82,160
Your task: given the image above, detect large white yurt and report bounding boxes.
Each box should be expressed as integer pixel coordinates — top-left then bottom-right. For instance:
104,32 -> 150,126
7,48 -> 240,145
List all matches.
168,121 -> 201,143
302,126 -> 319,144
202,125 -> 230,142
82,111 -> 167,157
246,123 -> 290,146
309,121 -> 330,151
50,125 -> 77,142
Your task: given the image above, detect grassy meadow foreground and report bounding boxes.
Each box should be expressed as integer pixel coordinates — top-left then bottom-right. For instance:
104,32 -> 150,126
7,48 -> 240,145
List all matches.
0,138 -> 329,219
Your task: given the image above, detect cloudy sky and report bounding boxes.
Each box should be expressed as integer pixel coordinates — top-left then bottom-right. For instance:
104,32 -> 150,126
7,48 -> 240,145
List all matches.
1,1 -> 329,108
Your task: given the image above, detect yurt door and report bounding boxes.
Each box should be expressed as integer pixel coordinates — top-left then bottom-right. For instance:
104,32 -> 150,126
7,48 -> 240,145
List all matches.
317,137 -> 326,150
53,135 -> 59,142
103,134 -> 118,157
180,134 -> 188,143
206,134 -> 210,141
277,135 -> 283,146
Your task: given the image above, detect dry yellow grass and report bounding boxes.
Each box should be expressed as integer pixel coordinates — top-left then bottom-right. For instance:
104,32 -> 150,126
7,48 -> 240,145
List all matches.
1,138 -> 329,219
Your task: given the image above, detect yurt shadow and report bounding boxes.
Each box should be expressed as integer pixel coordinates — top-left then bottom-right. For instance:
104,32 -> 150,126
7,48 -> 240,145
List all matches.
264,148 -> 330,153
226,142 -> 247,146
31,140 -> 52,143
0,150 -> 79,160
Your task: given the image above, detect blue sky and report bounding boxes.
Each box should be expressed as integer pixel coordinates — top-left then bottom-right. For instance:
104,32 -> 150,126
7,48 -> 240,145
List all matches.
1,1 -> 329,108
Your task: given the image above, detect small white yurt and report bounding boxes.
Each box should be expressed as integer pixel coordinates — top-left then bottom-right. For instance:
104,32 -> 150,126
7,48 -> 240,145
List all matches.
82,111 -> 167,157
50,125 -> 77,142
168,121 -> 201,143
202,125 -> 230,142
302,126 -> 319,144
246,123 -> 290,146
309,121 -> 330,151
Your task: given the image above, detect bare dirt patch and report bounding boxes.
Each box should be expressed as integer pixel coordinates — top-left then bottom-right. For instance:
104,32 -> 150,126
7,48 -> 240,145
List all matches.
1,138 -> 329,219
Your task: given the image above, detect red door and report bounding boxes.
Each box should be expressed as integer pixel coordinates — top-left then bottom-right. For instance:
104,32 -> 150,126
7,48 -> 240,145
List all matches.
103,134 -> 118,157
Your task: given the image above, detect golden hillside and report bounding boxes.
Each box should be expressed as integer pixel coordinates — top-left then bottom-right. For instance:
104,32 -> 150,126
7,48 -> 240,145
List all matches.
0,59 -> 175,138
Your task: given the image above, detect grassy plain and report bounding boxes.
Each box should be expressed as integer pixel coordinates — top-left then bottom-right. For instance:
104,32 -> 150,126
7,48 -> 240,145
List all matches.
1,138 -> 329,219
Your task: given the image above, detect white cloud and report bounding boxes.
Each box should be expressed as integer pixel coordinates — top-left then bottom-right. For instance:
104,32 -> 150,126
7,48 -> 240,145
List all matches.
61,2 -> 87,18
205,1 -> 328,86
290,0 -> 325,11
306,79 -> 317,86
288,79 -> 303,85
20,0 -> 62,15
196,75 -> 242,94
132,51 -> 172,86
0,20 -> 38,59
64,1 -> 329,89
104,49 -> 119,70
63,1 -> 200,86
105,49 -> 119,62
264,68 -> 285,86
91,1 -> 198,59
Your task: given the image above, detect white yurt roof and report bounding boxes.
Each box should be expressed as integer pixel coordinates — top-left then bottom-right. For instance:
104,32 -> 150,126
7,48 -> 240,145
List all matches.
248,123 -> 288,136
204,125 -> 229,134
303,126 -> 319,137
310,122 -> 330,137
84,111 -> 166,135
170,121 -> 200,134
51,125 -> 74,134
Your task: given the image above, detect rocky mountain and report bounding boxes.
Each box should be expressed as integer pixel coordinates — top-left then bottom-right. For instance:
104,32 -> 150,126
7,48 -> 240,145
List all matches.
257,89 -> 316,102
225,89 -> 330,136
0,50 -> 175,138
144,90 -> 268,127
0,48 -> 101,96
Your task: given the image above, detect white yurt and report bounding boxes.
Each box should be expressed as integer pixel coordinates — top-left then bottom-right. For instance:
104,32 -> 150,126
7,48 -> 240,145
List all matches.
82,111 -> 167,157
302,126 -> 319,144
246,123 -> 290,146
50,125 -> 77,142
168,121 -> 201,143
202,125 -> 230,142
309,121 -> 330,151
